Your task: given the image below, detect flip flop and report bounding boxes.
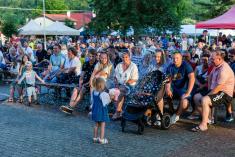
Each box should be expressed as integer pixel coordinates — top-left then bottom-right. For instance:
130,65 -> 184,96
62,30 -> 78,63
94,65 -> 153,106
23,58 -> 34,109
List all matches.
7,98 -> 14,103
18,98 -> 23,103
191,126 -> 207,132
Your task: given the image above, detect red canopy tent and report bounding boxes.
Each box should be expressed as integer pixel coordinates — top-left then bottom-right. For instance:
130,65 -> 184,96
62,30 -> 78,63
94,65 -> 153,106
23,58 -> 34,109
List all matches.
196,6 -> 235,29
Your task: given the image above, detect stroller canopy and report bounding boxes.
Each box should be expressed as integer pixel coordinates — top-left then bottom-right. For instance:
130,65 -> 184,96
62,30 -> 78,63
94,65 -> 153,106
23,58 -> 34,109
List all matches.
126,70 -> 166,107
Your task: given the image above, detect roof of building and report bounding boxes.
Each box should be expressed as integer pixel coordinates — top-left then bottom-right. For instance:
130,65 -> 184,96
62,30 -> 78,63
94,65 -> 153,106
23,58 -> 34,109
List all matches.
44,12 -> 93,29
45,14 -> 77,22
70,12 -> 93,29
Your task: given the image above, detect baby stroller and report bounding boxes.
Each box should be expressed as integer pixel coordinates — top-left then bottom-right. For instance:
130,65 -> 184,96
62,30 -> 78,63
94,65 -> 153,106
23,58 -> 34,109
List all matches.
121,70 -> 171,134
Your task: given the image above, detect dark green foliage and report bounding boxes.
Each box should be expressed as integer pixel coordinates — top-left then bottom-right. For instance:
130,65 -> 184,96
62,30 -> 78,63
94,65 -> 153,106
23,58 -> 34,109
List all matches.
1,13 -> 18,38
89,0 -> 188,35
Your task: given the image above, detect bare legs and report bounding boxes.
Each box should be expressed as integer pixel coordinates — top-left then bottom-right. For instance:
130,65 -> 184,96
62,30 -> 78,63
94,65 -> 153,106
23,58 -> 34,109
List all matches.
198,96 -> 212,131
69,87 -> 85,108
176,98 -> 189,116
93,122 -> 106,140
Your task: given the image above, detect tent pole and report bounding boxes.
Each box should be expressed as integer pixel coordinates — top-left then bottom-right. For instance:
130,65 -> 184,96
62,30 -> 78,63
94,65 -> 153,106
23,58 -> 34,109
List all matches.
217,29 -> 219,45
43,0 -> 47,50
209,33 -> 210,46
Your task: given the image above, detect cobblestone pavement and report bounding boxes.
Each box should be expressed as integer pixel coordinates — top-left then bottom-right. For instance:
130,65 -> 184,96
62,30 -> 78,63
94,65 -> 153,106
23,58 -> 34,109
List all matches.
0,84 -> 235,157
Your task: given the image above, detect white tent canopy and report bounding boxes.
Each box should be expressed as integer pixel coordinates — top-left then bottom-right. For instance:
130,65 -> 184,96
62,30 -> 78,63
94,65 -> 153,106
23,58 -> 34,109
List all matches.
44,21 -> 80,35
181,25 -> 235,36
19,20 -> 43,35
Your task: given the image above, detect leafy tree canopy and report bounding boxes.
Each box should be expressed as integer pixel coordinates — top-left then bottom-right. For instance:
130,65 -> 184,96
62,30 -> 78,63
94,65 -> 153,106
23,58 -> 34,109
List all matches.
89,0 -> 189,35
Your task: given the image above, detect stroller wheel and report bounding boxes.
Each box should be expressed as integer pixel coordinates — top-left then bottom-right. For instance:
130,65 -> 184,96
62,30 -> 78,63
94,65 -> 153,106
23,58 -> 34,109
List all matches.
121,118 -> 126,132
137,120 -> 144,135
161,113 -> 171,130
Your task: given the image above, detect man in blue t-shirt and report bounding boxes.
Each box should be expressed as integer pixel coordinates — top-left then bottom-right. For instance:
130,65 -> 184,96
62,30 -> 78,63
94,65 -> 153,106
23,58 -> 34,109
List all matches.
166,52 -> 195,124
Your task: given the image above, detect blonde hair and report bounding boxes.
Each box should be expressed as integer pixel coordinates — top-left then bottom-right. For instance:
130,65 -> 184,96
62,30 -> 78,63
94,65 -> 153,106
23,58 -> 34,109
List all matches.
94,77 -> 106,92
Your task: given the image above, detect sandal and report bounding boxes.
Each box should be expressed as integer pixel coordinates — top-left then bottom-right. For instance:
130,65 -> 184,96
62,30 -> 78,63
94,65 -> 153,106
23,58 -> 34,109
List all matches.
18,98 -> 23,103
7,98 -> 14,103
112,112 -> 121,120
191,126 -> 207,132
93,137 -> 100,143
99,138 -> 108,144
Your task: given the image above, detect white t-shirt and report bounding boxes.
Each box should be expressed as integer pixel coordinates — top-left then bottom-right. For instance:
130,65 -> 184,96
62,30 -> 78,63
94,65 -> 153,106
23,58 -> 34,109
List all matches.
64,56 -> 81,76
25,46 -> 36,62
0,51 -> 5,64
195,48 -> 203,57
115,62 -> 139,86
181,38 -> 188,51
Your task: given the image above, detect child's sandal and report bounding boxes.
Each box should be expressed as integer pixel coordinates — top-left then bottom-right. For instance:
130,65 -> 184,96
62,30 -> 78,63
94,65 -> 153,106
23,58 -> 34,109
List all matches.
7,98 -> 14,103
18,98 -> 23,103
93,137 -> 100,143
99,138 -> 108,144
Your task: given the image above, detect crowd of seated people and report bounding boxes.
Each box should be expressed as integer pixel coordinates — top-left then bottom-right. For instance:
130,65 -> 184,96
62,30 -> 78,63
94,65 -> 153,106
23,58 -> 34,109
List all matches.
0,32 -> 235,132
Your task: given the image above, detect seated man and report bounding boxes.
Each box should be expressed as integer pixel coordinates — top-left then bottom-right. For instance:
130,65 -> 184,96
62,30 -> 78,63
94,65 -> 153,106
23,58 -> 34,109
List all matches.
112,51 -> 139,120
192,50 -> 234,132
43,44 -> 65,82
35,43 -> 49,70
166,52 -> 195,124
56,46 -> 81,84
60,49 -> 97,114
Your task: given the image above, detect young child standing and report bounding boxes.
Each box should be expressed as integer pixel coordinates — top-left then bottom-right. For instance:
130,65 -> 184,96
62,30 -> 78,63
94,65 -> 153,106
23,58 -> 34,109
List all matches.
18,61 -> 45,105
92,77 -> 111,144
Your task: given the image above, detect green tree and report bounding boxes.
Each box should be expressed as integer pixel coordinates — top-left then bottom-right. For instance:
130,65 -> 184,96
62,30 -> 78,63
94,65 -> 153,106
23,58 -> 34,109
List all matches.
183,0 -> 235,23
65,0 -> 92,10
0,13 -> 18,38
89,0 -> 189,35
209,0 -> 235,17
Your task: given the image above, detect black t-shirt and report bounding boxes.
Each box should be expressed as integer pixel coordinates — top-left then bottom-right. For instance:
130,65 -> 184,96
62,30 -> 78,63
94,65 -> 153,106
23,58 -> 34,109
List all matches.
36,49 -> 47,63
44,54 -> 51,61
82,61 -> 97,84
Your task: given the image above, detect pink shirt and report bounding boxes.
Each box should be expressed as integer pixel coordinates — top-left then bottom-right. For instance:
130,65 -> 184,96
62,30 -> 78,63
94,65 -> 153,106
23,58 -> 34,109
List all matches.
209,62 -> 234,97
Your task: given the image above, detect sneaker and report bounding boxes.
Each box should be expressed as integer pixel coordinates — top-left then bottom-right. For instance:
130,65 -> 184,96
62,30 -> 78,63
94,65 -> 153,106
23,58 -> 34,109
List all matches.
88,111 -> 92,117
112,112 -> 121,120
153,114 -> 161,126
170,114 -> 179,124
99,138 -> 108,144
93,137 -> 100,143
60,105 -> 74,114
225,114 -> 234,123
208,119 -> 215,125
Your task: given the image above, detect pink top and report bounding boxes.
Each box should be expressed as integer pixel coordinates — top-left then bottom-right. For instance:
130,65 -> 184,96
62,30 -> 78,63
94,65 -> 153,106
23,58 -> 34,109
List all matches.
209,62 -> 234,97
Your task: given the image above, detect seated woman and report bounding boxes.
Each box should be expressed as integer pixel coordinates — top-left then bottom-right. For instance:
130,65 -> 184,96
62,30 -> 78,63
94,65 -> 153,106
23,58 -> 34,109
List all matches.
188,53 -> 212,120
149,49 -> 168,73
89,51 -> 113,89
146,49 -> 169,123
138,53 -> 152,80
8,54 -> 30,103
112,51 -> 139,120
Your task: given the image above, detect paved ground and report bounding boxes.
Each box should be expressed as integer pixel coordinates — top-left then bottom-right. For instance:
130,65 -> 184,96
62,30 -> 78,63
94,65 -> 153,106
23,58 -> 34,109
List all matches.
0,83 -> 235,157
